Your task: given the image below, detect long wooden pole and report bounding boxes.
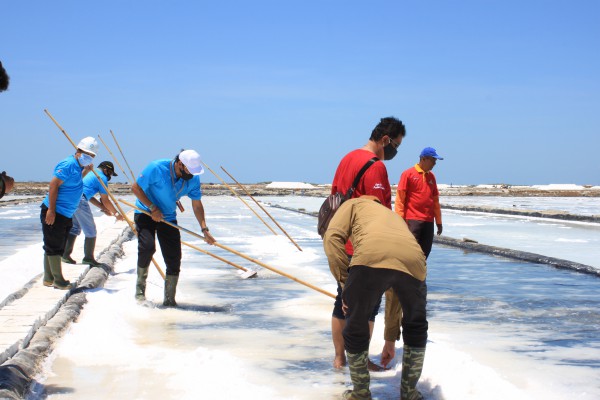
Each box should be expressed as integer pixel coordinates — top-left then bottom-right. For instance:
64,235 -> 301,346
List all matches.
105,129 -> 167,279
44,109 -> 166,280
97,134 -> 129,180
120,199 -> 335,299
110,130 -> 136,182
220,166 -> 303,252
181,239 -> 257,278
201,162 -> 278,236
103,139 -> 256,278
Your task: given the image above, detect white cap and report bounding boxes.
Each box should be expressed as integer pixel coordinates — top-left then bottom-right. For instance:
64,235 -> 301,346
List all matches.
77,137 -> 99,156
179,150 -> 204,175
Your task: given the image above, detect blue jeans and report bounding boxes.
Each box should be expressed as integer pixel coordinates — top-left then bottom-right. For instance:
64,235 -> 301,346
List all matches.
70,196 -> 97,237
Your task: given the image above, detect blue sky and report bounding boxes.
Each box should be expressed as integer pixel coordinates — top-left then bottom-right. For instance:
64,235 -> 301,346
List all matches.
1,1 -> 599,185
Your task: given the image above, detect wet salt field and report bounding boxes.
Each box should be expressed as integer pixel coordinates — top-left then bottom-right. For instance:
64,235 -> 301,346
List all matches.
0,195 -> 599,399
440,195 -> 599,216
263,195 -> 600,268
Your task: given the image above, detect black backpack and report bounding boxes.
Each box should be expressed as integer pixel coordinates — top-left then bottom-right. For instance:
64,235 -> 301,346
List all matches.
317,157 -> 378,238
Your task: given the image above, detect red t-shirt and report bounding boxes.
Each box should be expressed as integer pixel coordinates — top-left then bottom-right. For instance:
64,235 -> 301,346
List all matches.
331,149 -> 391,254
398,165 -> 439,222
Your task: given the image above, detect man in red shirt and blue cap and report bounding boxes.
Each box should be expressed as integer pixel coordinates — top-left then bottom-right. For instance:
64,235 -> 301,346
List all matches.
394,146 -> 444,258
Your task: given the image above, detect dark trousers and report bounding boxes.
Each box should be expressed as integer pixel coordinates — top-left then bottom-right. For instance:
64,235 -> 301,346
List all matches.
406,220 -> 434,258
40,205 -> 73,256
342,266 -> 428,354
333,282 -> 381,321
332,254 -> 381,321
135,213 -> 182,276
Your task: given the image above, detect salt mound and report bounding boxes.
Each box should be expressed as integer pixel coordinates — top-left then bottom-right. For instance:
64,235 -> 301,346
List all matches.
532,184 -> 585,190
265,182 -> 316,189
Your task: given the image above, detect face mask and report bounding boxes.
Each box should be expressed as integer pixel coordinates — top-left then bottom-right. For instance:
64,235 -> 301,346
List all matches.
79,154 -> 93,167
383,143 -> 398,161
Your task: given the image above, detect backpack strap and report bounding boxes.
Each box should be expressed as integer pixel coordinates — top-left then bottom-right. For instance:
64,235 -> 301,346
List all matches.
346,157 -> 379,198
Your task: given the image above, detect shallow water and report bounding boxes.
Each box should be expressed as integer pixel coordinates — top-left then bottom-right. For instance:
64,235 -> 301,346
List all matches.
0,202 -> 44,261
23,196 -> 600,399
260,195 -> 600,268
440,195 -> 600,216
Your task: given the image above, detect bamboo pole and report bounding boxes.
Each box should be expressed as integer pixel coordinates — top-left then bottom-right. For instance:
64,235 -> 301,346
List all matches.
104,139 -> 255,277
181,239 -> 257,278
110,130 -> 136,182
201,162 -> 278,236
220,166 -> 303,252
97,134 -> 129,180
105,129 -> 166,279
120,199 -> 336,299
44,109 -> 166,280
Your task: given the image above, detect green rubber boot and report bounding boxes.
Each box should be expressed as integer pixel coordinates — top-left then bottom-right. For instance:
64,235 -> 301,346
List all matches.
82,237 -> 101,266
62,234 -> 77,264
135,267 -> 149,301
163,274 -> 179,307
48,255 -> 72,290
43,254 -> 54,287
400,345 -> 426,400
342,350 -> 372,400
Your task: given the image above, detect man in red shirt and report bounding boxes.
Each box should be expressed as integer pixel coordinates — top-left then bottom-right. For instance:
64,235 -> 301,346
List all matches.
329,116 -> 406,370
395,147 -> 444,258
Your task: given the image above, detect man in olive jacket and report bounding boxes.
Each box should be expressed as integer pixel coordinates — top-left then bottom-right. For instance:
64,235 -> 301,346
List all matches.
323,195 -> 428,400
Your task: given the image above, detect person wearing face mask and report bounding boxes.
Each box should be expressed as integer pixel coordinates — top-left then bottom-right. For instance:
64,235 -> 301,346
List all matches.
327,116 -> 406,371
40,137 -> 99,290
62,161 -> 123,266
131,149 -> 216,307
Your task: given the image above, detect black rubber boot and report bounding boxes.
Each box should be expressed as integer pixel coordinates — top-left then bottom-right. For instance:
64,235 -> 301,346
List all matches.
82,237 -> 101,266
163,274 -> 179,307
62,234 -> 77,264
400,345 -> 426,400
135,267 -> 149,301
48,255 -> 72,290
43,254 -> 54,286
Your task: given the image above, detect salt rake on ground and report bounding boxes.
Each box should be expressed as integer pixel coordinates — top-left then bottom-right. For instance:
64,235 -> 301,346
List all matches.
120,199 -> 336,298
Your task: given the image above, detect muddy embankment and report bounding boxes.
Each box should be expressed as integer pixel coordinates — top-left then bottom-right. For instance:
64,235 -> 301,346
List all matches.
5,181 -> 600,200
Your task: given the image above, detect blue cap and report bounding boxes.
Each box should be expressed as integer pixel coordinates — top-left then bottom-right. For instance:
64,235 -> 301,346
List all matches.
420,147 -> 444,160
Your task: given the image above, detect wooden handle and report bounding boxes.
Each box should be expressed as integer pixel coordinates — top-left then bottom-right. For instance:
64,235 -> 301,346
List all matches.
119,199 -> 335,299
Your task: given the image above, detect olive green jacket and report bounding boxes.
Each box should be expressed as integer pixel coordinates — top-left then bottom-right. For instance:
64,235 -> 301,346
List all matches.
323,197 -> 427,341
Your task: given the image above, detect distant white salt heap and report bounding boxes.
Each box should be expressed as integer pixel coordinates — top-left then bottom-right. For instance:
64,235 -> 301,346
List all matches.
533,184 -> 587,190
265,182 -> 317,189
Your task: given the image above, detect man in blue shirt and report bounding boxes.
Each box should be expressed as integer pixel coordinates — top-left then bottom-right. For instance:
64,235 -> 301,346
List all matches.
62,161 -> 123,266
41,137 -> 98,290
132,149 -> 216,306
